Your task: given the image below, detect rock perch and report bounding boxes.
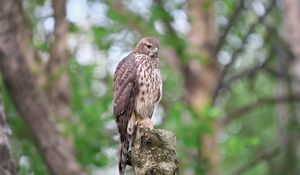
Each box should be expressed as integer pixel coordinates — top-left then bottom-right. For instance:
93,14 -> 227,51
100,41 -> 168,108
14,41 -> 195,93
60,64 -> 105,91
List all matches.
131,128 -> 179,175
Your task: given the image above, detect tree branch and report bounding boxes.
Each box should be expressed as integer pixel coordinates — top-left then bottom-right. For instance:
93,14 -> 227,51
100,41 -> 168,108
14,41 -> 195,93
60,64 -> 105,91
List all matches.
225,47 -> 274,85
222,94 -> 300,125
106,0 -> 146,34
153,0 -> 186,73
214,0 -> 245,55
48,0 -> 69,72
232,147 -> 279,175
44,0 -> 71,120
154,0 -> 177,36
11,0 -> 41,71
212,0 -> 277,105
131,128 -> 179,175
107,0 -> 183,73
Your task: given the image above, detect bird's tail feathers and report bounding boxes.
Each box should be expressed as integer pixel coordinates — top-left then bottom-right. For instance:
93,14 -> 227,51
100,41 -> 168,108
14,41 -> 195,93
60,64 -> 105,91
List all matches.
119,140 -> 129,175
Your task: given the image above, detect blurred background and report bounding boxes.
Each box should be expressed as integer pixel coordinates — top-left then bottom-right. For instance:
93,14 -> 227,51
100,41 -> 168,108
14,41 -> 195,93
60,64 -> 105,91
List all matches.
0,0 -> 300,175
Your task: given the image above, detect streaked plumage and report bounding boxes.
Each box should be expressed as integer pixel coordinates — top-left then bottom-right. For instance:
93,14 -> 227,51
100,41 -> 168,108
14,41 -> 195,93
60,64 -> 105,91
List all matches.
113,37 -> 162,175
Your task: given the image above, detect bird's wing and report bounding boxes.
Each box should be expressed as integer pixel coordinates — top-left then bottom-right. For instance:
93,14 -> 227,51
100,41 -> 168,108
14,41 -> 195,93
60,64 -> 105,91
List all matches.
113,53 -> 137,141
113,54 -> 138,175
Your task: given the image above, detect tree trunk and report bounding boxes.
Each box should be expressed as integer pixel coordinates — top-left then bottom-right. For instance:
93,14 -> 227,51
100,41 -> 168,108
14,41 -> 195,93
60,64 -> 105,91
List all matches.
7,0 -> 71,121
0,95 -> 17,175
46,0 -> 71,120
0,1 -> 86,174
11,0 -> 40,73
282,0 -> 300,174
131,128 -> 179,175
185,1 -> 220,174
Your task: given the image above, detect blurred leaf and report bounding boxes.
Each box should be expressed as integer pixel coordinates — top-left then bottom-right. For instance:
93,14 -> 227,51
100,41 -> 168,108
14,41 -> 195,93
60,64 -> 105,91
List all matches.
69,22 -> 80,33
202,105 -> 222,119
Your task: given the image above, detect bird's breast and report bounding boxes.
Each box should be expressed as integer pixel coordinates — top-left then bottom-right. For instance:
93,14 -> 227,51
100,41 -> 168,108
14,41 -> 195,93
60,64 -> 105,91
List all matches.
135,62 -> 162,118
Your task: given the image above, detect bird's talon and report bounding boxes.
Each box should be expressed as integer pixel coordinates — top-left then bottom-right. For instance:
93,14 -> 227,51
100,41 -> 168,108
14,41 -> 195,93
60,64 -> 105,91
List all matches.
138,118 -> 154,129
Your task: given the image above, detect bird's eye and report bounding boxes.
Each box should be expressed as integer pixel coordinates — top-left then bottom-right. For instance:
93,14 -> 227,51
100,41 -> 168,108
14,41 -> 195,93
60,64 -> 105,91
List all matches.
146,44 -> 152,49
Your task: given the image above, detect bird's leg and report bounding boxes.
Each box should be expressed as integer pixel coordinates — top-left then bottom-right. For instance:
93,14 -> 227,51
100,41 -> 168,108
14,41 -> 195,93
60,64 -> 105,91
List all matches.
126,150 -> 133,166
138,118 -> 154,129
126,124 -> 137,167
126,124 -> 138,166
127,118 -> 152,166
131,123 -> 138,146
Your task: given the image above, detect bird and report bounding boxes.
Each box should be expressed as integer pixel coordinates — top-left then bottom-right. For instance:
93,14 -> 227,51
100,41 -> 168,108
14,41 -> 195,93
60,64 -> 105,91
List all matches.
113,37 -> 162,175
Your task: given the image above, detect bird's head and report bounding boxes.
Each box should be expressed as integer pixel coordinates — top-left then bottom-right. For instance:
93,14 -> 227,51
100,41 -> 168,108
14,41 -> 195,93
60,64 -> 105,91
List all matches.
135,37 -> 160,58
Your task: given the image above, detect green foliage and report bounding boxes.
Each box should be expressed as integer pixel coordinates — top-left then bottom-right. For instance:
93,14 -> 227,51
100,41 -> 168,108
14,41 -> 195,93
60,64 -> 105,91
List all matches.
221,72 -> 278,175
165,102 -> 201,148
202,105 -> 222,120
68,60 -> 115,168
1,0 -> 296,175
69,22 -> 80,33
163,102 -> 203,173
35,42 -> 49,52
92,26 -> 115,49
32,0 -> 45,6
151,4 -> 173,22
190,53 -> 210,64
245,162 -> 268,175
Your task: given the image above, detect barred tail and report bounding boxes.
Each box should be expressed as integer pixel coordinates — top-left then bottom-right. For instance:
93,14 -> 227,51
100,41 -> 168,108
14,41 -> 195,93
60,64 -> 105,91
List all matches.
119,141 -> 129,175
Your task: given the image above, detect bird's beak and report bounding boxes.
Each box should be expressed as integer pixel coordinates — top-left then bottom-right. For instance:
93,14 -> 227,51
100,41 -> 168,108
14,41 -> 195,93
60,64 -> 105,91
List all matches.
154,47 -> 158,53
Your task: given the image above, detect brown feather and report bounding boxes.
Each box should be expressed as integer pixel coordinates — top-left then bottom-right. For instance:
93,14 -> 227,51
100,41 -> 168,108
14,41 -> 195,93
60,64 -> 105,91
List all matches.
113,53 -> 137,175
113,37 -> 162,175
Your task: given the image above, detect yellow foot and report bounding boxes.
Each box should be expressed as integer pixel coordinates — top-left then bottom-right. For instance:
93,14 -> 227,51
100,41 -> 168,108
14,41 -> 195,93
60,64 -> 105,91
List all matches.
138,118 -> 153,129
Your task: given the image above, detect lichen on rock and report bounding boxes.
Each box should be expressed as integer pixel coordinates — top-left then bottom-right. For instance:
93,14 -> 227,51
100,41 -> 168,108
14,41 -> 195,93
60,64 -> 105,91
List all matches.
131,128 -> 179,175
